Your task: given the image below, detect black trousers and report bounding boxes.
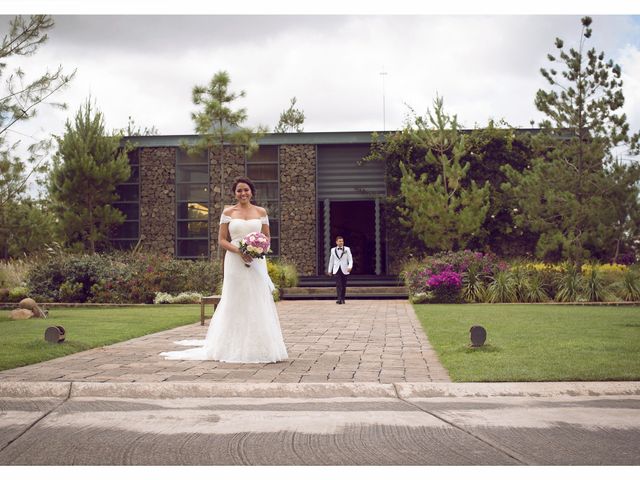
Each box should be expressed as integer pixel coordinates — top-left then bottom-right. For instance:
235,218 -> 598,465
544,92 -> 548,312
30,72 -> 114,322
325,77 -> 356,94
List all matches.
335,269 -> 347,301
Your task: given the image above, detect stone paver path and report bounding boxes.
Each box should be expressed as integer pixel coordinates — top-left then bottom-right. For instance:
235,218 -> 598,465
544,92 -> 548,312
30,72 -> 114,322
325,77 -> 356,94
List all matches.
0,300 -> 450,383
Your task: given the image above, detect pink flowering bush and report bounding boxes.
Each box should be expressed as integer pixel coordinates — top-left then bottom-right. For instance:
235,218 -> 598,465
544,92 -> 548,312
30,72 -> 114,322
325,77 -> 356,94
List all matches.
402,250 -> 506,303
426,269 -> 463,303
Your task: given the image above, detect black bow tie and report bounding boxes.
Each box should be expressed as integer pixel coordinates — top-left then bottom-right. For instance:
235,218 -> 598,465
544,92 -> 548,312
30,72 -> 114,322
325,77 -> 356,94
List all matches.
337,248 -> 343,250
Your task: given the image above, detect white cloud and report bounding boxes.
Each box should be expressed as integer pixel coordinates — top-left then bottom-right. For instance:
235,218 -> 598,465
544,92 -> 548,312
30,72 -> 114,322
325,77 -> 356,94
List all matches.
4,15 -> 640,146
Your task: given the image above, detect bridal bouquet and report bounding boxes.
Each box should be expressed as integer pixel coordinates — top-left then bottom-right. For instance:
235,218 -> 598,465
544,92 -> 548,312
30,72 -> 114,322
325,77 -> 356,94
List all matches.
239,231 -> 271,267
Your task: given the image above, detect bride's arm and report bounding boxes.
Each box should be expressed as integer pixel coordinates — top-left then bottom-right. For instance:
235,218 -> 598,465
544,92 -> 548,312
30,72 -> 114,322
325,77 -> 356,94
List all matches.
258,206 -> 270,239
217,223 -> 238,253
218,219 -> 253,263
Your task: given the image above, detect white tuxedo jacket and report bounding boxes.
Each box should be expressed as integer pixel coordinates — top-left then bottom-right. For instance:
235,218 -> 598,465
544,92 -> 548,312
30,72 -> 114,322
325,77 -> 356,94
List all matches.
327,246 -> 353,275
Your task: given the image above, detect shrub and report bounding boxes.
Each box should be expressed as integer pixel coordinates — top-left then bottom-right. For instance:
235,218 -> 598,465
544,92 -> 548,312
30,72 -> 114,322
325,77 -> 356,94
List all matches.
555,264 -> 584,302
59,281 -> 85,303
27,254 -> 117,302
583,264 -> 611,302
402,250 -> 505,298
410,292 -> 432,304
461,264 -> 487,303
27,251 -> 223,304
153,292 -> 202,304
509,265 -> 530,303
0,259 -> 33,289
8,286 -> 30,302
426,269 -> 463,303
267,257 -> 299,289
486,271 -> 517,303
523,270 -> 550,303
615,268 -> 640,301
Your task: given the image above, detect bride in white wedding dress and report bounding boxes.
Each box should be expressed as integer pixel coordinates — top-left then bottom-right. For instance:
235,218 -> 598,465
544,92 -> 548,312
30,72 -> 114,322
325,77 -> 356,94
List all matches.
160,177 -> 288,363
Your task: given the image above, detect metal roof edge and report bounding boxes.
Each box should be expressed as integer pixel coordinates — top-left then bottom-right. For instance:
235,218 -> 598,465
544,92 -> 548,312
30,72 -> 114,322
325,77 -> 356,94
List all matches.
122,128 -> 542,148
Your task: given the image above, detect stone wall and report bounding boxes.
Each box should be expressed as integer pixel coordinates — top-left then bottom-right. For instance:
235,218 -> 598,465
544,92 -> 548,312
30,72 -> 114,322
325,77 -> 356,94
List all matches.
140,147 -> 175,255
279,145 -> 317,276
209,146 -> 246,257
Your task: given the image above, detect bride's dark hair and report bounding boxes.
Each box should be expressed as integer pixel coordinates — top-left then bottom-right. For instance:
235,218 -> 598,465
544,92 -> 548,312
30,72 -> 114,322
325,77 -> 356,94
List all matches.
231,177 -> 256,197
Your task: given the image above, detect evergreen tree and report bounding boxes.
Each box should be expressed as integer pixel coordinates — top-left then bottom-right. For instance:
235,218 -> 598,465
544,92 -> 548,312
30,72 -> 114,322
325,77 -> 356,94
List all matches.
0,15 -> 74,258
398,97 -> 490,251
365,107 -> 534,262
503,16 -> 640,266
274,97 -> 305,133
189,71 -> 266,212
0,199 -> 57,258
48,99 -> 130,254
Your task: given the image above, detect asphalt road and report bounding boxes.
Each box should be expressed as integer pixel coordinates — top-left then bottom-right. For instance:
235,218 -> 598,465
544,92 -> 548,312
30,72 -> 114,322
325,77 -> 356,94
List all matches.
1,382 -> 639,465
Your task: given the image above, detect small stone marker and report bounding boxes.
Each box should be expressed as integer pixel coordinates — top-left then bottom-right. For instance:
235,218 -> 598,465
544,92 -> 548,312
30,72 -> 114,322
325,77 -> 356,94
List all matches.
17,297 -> 47,318
470,325 -> 487,347
44,326 -> 66,343
9,308 -> 34,320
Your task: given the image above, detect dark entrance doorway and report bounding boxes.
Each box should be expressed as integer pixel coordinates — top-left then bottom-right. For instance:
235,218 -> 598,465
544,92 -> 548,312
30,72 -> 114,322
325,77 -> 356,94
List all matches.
317,200 -> 385,275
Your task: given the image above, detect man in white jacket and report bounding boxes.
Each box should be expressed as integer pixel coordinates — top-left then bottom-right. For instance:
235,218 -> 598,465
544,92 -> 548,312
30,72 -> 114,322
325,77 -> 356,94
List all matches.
327,235 -> 353,304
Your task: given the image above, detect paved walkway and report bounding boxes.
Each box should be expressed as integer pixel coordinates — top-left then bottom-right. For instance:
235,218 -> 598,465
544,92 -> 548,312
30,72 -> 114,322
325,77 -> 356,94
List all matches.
0,300 -> 451,384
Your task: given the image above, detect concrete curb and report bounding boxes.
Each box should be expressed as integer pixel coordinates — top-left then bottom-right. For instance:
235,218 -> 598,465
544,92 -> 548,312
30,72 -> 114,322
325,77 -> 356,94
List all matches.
0,381 -> 71,398
69,382 -> 398,399
396,381 -> 640,398
2,381 -> 640,399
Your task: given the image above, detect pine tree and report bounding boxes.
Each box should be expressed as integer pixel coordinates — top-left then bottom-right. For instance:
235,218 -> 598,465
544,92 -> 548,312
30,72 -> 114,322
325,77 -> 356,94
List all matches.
189,71 -> 266,212
0,15 -> 74,258
48,99 -> 130,254
398,97 -> 490,251
503,16 -> 640,266
274,97 -> 305,133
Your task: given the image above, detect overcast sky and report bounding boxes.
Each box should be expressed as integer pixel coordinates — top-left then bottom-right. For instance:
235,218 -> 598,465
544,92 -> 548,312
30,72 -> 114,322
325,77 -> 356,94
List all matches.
2,11 -> 640,163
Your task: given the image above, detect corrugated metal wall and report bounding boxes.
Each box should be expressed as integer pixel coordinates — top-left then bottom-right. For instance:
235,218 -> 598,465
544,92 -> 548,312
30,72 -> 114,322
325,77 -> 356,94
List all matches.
317,145 -> 385,200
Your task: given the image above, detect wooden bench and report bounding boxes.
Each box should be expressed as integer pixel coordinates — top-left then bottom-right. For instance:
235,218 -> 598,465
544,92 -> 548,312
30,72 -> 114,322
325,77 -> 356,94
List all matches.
200,295 -> 222,325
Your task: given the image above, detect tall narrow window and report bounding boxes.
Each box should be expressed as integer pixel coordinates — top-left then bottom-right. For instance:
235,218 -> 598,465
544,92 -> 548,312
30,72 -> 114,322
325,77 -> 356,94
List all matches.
111,148 -> 140,249
246,146 -> 280,256
176,148 -> 209,258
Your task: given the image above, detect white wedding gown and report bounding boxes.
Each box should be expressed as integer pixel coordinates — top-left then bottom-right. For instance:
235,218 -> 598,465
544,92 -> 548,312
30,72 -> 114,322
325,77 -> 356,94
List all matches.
160,215 -> 288,363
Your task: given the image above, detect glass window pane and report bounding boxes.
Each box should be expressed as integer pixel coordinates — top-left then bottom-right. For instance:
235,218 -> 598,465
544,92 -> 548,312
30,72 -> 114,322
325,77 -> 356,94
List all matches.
177,184 -> 209,202
254,182 -> 278,200
177,165 -> 208,183
269,237 -> 279,256
268,220 -> 279,237
116,184 -> 139,201
128,149 -> 139,165
178,221 -> 208,238
177,148 -> 207,164
112,221 -> 139,238
126,166 -> 139,183
113,203 -> 139,220
247,164 -> 278,180
177,202 -> 209,220
178,240 -> 209,258
248,145 -> 278,163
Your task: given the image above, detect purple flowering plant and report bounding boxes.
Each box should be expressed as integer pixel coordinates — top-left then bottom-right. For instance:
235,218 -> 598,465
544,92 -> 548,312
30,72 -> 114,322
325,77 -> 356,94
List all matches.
403,250 -> 507,302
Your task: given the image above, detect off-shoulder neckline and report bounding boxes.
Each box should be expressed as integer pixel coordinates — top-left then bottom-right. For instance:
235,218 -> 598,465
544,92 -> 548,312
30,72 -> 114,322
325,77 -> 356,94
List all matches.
221,214 -> 267,221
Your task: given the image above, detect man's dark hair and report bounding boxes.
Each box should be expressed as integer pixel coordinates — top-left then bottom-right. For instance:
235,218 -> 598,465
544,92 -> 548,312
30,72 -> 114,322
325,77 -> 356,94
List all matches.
335,235 -> 344,241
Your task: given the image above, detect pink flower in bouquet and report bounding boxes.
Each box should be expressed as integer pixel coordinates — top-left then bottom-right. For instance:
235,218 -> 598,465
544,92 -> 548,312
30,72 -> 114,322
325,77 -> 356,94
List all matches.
239,231 -> 271,267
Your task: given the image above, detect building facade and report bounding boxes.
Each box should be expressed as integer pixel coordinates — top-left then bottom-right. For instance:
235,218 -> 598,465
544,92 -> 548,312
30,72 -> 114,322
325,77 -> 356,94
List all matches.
112,132 -> 397,277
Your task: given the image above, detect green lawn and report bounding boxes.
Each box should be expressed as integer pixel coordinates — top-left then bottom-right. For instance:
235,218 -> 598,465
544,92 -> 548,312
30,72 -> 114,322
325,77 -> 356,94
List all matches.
0,305 -> 207,371
414,304 -> 640,382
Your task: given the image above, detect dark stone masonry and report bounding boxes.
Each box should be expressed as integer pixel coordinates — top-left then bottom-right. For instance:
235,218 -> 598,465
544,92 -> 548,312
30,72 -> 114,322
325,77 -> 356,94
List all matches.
139,147 -> 175,255
209,146 -> 246,257
279,145 -> 316,276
